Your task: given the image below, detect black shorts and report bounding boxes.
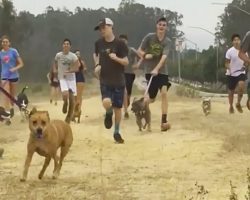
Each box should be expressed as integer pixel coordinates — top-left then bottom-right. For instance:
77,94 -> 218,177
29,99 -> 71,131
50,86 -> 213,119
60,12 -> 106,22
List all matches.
1,78 -> 19,83
75,71 -> 85,83
227,74 -> 246,90
125,73 -> 135,96
145,74 -> 171,99
100,84 -> 125,108
50,81 -> 60,88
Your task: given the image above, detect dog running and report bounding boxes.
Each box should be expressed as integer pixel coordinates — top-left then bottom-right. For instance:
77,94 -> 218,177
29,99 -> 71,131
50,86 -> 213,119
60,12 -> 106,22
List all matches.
20,108 -> 73,182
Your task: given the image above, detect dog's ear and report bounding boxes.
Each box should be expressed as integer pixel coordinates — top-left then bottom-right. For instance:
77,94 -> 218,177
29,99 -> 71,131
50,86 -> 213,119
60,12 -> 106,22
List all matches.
29,107 -> 37,118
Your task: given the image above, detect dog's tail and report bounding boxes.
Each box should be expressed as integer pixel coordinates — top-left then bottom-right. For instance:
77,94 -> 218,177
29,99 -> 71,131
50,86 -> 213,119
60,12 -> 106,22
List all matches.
21,86 -> 28,94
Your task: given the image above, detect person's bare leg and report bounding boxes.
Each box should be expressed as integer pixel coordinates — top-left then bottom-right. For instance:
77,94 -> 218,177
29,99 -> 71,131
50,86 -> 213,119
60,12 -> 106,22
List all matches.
235,81 -> 244,113
9,82 -> 17,116
113,107 -> 124,143
76,82 -> 84,108
103,98 -> 113,129
50,87 -> 55,104
2,81 -> 10,110
123,89 -> 129,118
237,81 -> 244,104
160,86 -> 170,131
62,91 -> 69,114
228,89 -> 234,113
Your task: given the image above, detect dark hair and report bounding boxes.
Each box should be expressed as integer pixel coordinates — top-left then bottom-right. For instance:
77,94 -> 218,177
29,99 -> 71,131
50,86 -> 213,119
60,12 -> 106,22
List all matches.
74,49 -> 80,53
119,34 -> 128,40
63,38 -> 71,45
231,34 -> 240,41
157,17 -> 167,24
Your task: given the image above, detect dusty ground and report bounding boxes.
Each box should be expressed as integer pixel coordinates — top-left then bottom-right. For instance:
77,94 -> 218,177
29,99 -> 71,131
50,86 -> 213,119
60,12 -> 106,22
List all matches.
1,85 -> 250,200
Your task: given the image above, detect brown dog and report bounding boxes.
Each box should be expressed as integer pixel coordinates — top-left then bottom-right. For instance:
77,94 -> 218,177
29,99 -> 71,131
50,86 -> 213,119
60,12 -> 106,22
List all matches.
131,97 -> 151,132
72,103 -> 81,123
20,108 -> 73,182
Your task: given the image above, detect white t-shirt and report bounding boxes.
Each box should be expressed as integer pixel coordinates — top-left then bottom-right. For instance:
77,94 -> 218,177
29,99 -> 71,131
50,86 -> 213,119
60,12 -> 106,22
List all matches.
225,47 -> 245,77
55,51 -> 78,81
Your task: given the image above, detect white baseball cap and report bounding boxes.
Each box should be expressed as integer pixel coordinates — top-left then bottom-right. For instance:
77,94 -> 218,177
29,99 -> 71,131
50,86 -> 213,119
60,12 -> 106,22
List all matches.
94,18 -> 114,31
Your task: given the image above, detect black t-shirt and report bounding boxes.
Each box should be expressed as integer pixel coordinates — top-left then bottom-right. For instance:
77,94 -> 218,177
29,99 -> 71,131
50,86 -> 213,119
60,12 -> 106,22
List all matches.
95,38 -> 128,87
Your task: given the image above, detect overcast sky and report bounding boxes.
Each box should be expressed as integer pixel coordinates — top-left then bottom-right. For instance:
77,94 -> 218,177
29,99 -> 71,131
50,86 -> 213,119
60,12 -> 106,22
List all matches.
11,0 -> 232,50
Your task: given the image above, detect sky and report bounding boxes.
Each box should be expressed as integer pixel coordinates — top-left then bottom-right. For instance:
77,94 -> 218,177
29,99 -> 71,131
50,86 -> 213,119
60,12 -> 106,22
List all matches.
10,0 -> 232,50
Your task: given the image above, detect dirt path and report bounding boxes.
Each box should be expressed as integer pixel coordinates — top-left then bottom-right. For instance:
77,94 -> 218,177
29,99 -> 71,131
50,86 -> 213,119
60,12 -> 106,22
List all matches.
1,91 -> 250,200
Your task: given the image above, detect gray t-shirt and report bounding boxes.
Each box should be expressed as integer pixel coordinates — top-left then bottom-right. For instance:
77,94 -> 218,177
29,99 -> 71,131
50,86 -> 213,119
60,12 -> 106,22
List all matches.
125,47 -> 138,74
140,33 -> 171,75
241,31 -> 250,80
55,51 -> 78,81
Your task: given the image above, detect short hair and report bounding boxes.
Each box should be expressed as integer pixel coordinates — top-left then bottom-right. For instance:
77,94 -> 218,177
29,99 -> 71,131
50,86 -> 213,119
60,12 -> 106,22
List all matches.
231,33 -> 240,41
74,49 -> 80,53
157,17 -> 167,24
119,34 -> 128,40
63,38 -> 71,45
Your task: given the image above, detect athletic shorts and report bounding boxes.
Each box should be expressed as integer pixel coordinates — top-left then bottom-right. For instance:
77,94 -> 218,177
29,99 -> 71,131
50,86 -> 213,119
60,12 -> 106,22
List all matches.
125,73 -> 135,96
59,79 -> 77,96
227,74 -> 246,91
145,74 -> 171,99
1,78 -> 19,83
100,84 -> 125,108
50,81 -> 60,88
75,71 -> 85,83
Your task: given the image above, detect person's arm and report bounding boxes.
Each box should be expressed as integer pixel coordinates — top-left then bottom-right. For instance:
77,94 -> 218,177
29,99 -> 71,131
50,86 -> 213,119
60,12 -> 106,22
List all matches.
66,58 -> 80,73
225,49 -> 231,74
138,34 -> 152,59
93,41 -> 101,79
81,59 -> 87,71
239,32 -> 250,64
10,50 -> 24,72
109,53 -> 129,66
47,73 -> 51,84
109,41 -> 129,66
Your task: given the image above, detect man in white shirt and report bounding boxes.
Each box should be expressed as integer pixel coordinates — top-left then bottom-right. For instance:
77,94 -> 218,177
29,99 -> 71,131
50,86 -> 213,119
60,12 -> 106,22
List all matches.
54,38 -> 79,123
225,34 -> 246,114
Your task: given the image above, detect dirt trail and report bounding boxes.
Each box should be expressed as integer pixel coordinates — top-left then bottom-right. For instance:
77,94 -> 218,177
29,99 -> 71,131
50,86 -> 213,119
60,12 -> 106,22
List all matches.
1,89 -> 250,200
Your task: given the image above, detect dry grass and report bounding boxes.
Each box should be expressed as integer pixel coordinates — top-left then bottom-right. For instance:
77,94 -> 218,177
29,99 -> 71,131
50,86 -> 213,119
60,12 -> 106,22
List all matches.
1,86 -> 250,199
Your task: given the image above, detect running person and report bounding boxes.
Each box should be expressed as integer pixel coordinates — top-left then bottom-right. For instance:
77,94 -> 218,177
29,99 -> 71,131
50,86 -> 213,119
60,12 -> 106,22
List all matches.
225,34 -> 246,114
47,67 -> 60,106
74,50 -> 87,111
138,17 -> 171,131
239,31 -> 250,110
0,35 -> 24,117
119,34 -> 139,119
94,18 -> 129,143
54,38 -> 79,123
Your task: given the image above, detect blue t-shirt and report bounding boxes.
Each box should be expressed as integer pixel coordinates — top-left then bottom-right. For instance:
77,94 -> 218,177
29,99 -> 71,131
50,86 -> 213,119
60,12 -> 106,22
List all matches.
0,48 -> 20,79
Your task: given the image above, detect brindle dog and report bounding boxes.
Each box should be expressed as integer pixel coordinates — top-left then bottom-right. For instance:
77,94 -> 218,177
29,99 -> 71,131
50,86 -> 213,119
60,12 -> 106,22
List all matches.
131,97 -> 151,132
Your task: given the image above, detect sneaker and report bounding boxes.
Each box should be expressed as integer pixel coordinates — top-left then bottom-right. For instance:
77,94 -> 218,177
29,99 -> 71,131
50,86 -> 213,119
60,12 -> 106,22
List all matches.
229,106 -> 234,114
62,100 -> 68,114
10,108 -> 14,118
124,112 -> 129,119
161,122 -> 171,132
104,111 -> 113,129
235,103 -> 243,113
247,99 -> 250,110
114,133 -> 124,144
